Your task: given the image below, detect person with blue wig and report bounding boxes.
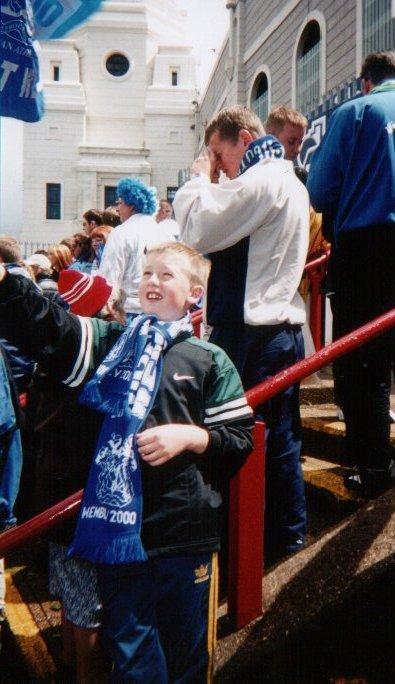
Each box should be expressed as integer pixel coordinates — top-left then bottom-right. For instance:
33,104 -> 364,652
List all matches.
99,177 -> 173,317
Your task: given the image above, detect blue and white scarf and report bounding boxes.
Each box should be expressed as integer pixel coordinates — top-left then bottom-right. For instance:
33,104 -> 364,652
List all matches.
68,313 -> 192,564
239,134 -> 284,175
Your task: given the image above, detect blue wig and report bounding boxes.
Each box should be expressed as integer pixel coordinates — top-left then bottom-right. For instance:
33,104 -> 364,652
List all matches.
117,177 -> 157,216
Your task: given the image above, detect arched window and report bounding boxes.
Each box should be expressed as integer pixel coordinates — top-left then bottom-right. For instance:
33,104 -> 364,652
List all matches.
296,21 -> 321,113
251,73 -> 269,122
362,0 -> 393,55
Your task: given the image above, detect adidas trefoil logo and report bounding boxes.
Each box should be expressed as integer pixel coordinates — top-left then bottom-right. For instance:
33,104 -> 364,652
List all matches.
194,564 -> 209,584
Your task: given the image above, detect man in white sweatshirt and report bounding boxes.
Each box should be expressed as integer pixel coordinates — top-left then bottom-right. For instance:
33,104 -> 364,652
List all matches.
174,105 -> 309,563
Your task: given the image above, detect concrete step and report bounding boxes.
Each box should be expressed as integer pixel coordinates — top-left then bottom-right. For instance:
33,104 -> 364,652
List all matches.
300,376 -> 334,406
302,455 -> 363,516
301,402 -> 395,465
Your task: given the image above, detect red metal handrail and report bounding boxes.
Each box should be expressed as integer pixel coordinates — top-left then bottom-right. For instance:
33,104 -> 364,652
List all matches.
246,308 -> 395,408
0,490 -> 82,558
304,251 -> 330,274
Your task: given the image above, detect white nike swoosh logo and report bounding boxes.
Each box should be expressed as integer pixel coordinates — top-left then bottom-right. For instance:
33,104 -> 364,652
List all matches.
173,373 -> 195,381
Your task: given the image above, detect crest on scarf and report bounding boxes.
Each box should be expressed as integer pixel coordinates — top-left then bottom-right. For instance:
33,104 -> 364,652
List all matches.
95,433 -> 137,507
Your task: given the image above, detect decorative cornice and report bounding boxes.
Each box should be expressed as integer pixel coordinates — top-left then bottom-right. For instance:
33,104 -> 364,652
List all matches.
78,146 -> 150,157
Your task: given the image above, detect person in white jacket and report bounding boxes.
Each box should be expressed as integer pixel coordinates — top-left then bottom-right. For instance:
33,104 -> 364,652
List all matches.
99,178 -> 164,316
173,105 -> 309,563
156,199 -> 180,242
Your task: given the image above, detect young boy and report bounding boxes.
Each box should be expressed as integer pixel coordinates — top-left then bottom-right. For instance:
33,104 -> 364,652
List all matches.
0,242 -> 254,682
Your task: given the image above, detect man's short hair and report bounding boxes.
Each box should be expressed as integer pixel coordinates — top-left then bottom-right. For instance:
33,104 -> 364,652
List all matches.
82,209 -> 103,226
204,105 -> 264,145
0,235 -> 22,263
146,242 -> 211,288
265,106 -> 308,135
102,208 -> 121,228
360,51 -> 395,85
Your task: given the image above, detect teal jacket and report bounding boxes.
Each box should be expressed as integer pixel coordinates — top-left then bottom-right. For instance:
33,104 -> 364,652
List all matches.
307,80 -> 395,242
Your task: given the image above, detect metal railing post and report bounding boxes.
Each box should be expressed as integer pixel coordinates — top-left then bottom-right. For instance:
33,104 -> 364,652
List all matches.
304,253 -> 330,352
228,421 -> 265,630
309,268 -> 323,350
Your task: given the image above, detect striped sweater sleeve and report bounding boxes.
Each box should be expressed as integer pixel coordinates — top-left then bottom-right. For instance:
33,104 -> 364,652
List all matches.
203,345 -> 253,427
201,343 -> 254,480
0,272 -> 123,387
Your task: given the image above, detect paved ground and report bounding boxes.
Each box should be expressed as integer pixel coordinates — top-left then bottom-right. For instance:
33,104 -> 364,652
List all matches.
215,487 -> 395,683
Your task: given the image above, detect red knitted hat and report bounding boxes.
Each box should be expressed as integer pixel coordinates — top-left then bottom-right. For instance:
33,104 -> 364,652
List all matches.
58,270 -> 113,316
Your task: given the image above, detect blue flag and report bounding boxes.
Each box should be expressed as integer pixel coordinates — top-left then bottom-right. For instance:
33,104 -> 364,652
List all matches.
32,0 -> 104,40
0,1 -> 103,122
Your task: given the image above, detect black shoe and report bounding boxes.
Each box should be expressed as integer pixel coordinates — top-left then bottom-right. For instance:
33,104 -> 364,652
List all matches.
345,466 -> 394,498
344,468 -> 364,493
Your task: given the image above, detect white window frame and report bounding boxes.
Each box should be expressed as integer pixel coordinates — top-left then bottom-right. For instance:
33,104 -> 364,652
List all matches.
356,0 -> 394,73
170,67 -> 180,87
292,11 -> 326,112
102,50 -> 134,82
45,181 -> 63,222
248,65 -> 271,123
50,61 -> 61,82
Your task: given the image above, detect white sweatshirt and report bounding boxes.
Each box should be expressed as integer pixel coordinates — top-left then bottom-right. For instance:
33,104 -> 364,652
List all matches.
173,158 -> 309,327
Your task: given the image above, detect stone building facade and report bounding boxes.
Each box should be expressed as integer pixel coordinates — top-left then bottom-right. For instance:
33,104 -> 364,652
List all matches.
19,0 -> 197,242
195,0 -> 394,156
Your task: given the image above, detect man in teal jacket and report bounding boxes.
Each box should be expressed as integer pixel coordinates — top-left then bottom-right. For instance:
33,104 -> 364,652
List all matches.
307,51 -> 395,496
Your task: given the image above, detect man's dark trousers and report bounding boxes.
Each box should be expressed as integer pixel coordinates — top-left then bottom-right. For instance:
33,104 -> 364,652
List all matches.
331,225 -> 395,483
210,323 -> 306,559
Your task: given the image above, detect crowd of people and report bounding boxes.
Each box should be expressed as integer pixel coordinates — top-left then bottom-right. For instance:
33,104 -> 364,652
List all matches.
0,49 -> 393,683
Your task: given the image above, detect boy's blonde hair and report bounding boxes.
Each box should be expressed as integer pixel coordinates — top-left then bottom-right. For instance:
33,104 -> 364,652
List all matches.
145,242 -> 211,288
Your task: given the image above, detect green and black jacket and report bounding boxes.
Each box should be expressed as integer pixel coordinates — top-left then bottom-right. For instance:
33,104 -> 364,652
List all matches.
0,273 -> 254,556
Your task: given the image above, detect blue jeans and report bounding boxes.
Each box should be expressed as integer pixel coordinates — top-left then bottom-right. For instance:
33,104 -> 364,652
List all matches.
98,553 -> 218,683
210,324 -> 306,558
0,354 -> 23,531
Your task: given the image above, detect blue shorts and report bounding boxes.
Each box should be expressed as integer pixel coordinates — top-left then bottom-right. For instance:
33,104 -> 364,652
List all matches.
98,552 -> 218,683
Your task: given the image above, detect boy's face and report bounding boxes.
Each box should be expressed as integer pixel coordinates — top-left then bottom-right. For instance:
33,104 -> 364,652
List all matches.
139,252 -> 203,321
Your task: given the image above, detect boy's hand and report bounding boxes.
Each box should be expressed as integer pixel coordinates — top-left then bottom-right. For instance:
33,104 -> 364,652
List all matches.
0,264 -> 6,282
137,424 -> 209,467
